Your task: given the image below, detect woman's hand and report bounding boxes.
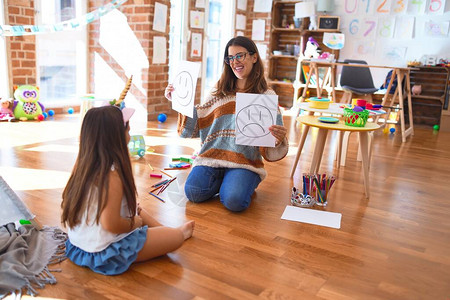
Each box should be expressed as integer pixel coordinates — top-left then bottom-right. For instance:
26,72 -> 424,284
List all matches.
164,84 -> 174,101
269,125 -> 287,146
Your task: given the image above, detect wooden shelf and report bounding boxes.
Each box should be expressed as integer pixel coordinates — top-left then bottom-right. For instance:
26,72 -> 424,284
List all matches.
271,26 -> 302,32
268,80 -> 294,87
270,54 -> 299,59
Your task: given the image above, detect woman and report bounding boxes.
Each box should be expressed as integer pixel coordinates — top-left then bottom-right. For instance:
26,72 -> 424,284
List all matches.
165,36 -> 288,212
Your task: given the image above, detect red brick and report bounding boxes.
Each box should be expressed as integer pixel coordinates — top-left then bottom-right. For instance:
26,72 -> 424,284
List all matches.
21,60 -> 35,68
8,6 -> 20,14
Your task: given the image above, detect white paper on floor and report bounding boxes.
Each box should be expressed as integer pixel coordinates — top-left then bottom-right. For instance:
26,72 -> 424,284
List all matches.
281,205 -> 342,229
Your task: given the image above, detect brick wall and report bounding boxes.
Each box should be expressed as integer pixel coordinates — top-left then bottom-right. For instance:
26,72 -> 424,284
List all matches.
5,0 -> 36,86
88,0 -> 171,120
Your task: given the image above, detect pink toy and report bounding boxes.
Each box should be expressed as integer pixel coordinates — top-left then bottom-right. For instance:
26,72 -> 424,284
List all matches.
0,97 -> 15,121
412,85 -> 422,96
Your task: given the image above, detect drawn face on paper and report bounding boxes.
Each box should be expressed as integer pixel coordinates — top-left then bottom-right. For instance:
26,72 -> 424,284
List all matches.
236,104 -> 274,138
173,71 -> 193,106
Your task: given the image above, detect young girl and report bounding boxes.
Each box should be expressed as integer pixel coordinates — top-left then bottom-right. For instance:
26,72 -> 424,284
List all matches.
61,105 -> 194,275
165,36 -> 288,212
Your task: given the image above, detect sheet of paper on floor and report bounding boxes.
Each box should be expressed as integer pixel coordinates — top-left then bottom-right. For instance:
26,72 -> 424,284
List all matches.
281,205 -> 341,229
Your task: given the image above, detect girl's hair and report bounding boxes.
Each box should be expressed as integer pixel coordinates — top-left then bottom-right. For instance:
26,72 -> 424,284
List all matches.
212,36 -> 268,98
61,106 -> 137,228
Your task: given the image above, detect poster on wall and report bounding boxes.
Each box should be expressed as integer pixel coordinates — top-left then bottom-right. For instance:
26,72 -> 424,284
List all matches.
236,14 -> 247,30
237,0 -> 248,11
323,32 -> 345,50
252,19 -> 265,41
153,2 -> 167,33
354,39 -> 376,56
191,33 -> 202,57
253,0 -> 272,12
256,43 -> 267,60
152,36 -> 167,64
195,0 -> 205,8
424,21 -> 449,37
382,46 -> 407,61
407,0 -> 427,15
427,0 -> 446,15
377,17 -> 395,38
190,11 -> 205,29
394,16 -> 415,39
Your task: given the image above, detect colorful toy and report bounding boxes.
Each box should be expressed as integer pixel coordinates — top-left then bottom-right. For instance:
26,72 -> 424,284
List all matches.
390,127 -> 396,134
42,111 -> 48,119
303,37 -> 320,59
37,114 -> 44,121
0,97 -> 15,121
13,85 -> 45,120
433,125 -> 440,131
128,135 -> 146,157
48,109 -> 55,116
158,113 -> 167,123
68,107 -> 74,114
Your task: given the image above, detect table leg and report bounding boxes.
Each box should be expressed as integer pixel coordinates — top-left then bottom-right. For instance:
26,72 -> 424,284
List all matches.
358,132 -> 371,199
396,71 -> 407,143
290,125 -> 310,177
310,128 -> 328,174
335,131 -> 344,170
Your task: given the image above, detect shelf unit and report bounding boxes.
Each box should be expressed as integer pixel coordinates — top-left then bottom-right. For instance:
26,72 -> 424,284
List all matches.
268,1 -> 341,108
268,0 -> 303,108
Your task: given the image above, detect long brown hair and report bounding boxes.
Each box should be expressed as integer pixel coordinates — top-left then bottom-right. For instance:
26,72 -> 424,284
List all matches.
212,36 -> 268,98
61,106 -> 137,228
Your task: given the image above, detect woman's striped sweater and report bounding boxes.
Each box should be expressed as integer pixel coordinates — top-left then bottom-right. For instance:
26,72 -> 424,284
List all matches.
177,89 -> 289,180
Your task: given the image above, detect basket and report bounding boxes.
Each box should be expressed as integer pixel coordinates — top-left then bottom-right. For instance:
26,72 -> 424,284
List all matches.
343,108 -> 369,127
307,97 -> 331,109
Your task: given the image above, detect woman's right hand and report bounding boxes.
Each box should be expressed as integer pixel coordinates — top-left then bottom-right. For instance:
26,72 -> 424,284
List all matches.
165,84 -> 174,101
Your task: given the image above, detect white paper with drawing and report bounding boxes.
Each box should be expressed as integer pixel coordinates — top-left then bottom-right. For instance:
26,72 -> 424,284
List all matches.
171,61 -> 200,118
235,92 -> 278,147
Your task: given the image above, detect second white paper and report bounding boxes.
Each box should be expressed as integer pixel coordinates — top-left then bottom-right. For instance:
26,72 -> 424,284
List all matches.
235,92 -> 278,147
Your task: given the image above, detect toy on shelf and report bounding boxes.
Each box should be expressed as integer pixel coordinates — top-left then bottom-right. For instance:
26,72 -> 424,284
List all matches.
0,97 -> 15,121
304,37 -> 320,59
12,85 -> 45,120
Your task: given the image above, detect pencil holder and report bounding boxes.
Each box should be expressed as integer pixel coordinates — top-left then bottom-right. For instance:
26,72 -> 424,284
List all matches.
300,173 -> 336,207
344,108 -> 369,127
291,186 -> 315,207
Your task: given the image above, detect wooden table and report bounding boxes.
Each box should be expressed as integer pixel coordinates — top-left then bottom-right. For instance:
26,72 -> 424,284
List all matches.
293,60 -> 415,143
293,115 -> 380,199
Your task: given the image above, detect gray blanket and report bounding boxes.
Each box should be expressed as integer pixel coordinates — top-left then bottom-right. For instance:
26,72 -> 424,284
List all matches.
0,223 -> 67,298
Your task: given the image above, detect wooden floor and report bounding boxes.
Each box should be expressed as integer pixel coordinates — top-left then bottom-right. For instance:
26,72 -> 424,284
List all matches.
1,112 -> 450,300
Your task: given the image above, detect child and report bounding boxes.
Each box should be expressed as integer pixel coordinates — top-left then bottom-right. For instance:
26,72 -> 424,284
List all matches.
61,105 -> 194,275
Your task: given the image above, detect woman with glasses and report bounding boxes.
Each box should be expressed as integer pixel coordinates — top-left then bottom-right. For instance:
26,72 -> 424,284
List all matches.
165,36 -> 288,212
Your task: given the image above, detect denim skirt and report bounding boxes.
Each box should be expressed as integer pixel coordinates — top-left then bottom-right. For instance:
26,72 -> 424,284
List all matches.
65,226 -> 148,275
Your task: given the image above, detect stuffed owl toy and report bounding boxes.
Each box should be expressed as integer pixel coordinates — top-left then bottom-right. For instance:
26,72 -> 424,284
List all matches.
13,85 -> 45,120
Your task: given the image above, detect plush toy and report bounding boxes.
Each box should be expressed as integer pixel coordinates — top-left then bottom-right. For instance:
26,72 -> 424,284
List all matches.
304,37 -> 320,59
0,97 -> 15,121
13,85 -> 45,120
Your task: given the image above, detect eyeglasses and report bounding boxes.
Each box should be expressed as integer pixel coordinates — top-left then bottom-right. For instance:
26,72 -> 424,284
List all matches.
224,52 -> 254,65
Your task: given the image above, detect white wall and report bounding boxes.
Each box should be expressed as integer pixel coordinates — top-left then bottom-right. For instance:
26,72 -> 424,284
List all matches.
325,0 -> 450,87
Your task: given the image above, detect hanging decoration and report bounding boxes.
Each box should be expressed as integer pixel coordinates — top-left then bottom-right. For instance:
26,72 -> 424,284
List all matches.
0,0 -> 128,37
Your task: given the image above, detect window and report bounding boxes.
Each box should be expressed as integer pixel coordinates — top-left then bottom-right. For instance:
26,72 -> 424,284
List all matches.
35,0 -> 87,107
0,1 -> 9,97
168,0 -> 187,83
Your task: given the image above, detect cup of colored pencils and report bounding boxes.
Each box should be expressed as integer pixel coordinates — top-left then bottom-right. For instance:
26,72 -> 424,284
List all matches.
307,173 -> 336,207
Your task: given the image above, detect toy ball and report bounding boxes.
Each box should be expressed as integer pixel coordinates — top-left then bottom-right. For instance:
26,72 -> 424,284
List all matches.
390,127 -> 395,134
48,109 -> 55,116
433,125 -> 440,131
68,107 -> 74,114
383,128 -> 389,134
157,113 -> 167,123
42,111 -> 48,119
37,114 -> 45,121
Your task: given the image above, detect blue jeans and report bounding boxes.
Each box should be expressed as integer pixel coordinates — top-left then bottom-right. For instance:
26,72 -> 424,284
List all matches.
184,166 -> 261,212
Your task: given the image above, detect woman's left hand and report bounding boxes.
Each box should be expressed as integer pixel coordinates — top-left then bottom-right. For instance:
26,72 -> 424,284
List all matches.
269,125 -> 287,146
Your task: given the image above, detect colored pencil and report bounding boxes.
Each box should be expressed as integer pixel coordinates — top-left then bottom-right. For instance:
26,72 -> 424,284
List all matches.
157,177 -> 177,195
149,192 -> 165,203
160,170 -> 173,177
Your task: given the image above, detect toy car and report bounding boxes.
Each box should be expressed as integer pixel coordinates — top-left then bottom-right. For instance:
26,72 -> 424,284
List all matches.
128,135 -> 146,157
